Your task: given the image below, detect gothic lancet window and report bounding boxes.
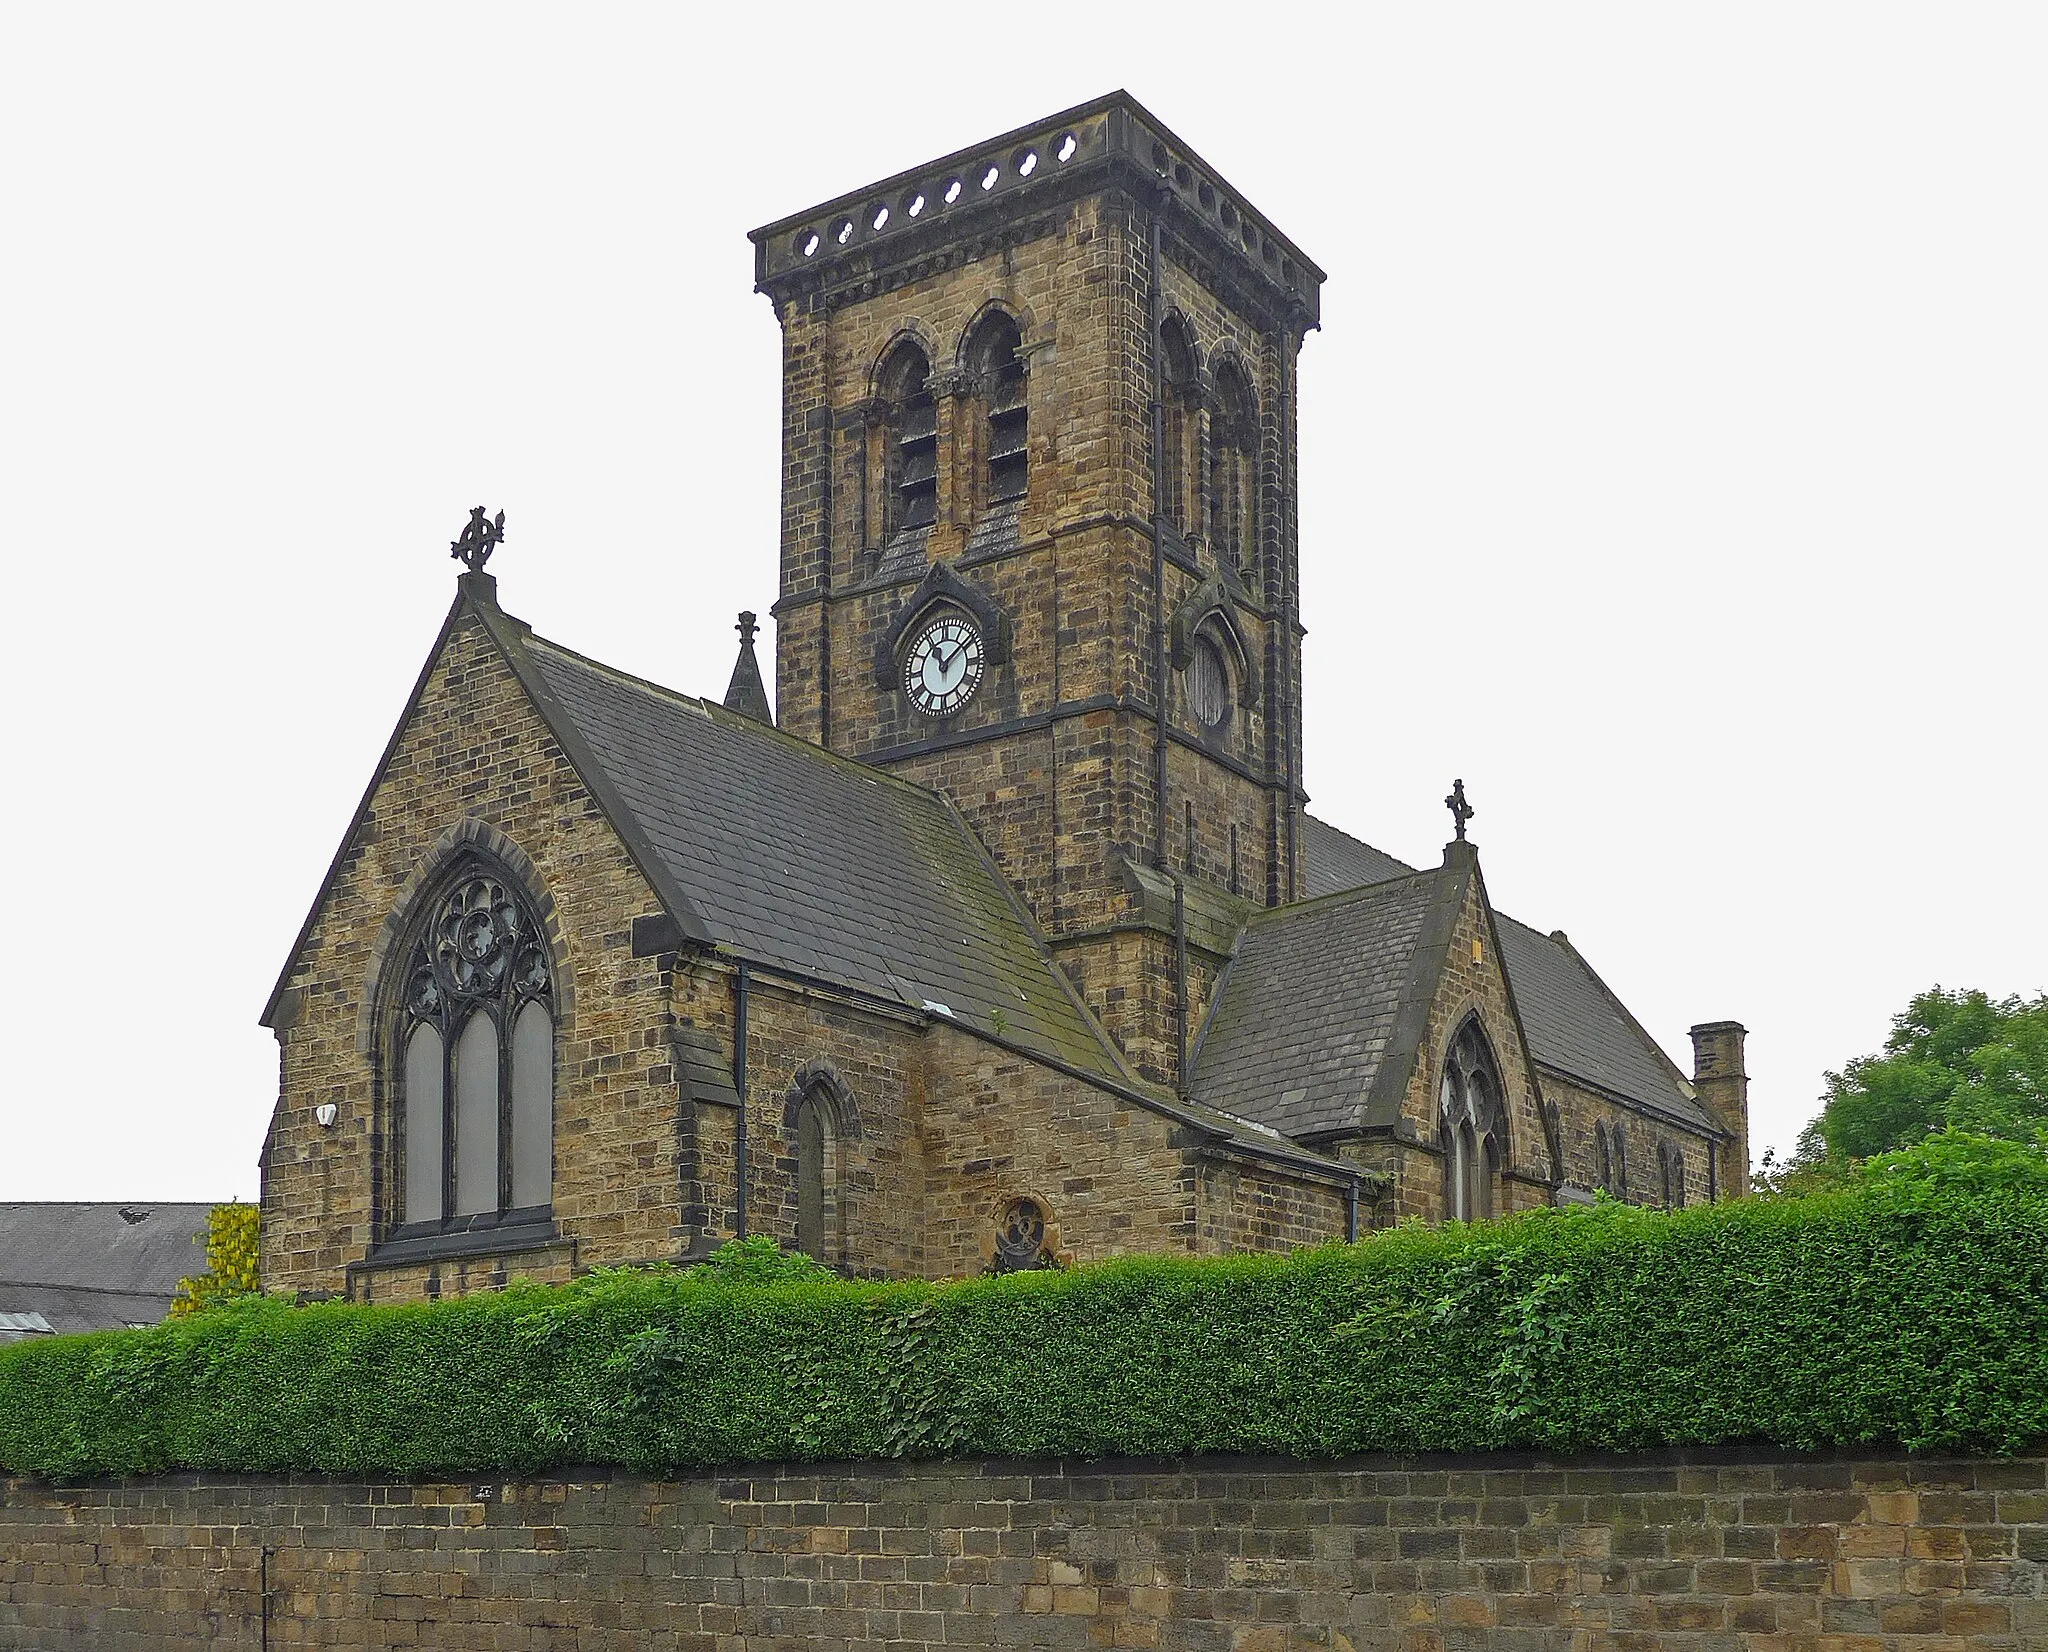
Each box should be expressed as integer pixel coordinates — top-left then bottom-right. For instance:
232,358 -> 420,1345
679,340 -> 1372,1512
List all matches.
1439,1018 -> 1507,1222
397,868 -> 555,1228
794,1090 -> 837,1260
969,311 -> 1028,507
878,340 -> 937,535
789,1067 -> 854,1266
1661,1142 -> 1687,1209
1159,314 -> 1199,537
1209,357 -> 1258,573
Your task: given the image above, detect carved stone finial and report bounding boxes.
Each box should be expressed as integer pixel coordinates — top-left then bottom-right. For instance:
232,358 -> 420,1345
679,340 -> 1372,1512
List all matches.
450,506 -> 506,573
724,610 -> 772,724
1445,778 -> 1475,843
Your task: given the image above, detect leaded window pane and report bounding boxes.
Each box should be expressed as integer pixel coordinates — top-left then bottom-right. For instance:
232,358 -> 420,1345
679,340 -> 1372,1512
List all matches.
453,1011 -> 500,1216
797,1101 -> 826,1258
403,1023 -> 444,1224
511,1000 -> 554,1210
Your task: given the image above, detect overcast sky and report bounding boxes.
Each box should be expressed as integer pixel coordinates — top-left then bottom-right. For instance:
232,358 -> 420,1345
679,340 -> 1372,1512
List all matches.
3,5 -> 2042,1202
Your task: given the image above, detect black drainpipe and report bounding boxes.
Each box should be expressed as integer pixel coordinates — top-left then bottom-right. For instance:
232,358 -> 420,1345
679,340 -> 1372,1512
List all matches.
732,961 -> 750,1240
1172,871 -> 1189,1094
259,1545 -> 274,1652
1148,188 -> 1171,871
1345,1176 -> 1360,1243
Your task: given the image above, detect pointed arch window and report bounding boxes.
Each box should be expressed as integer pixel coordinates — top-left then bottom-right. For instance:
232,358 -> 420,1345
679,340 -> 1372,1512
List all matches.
1210,357 -> 1258,574
1439,1018 -> 1507,1222
1595,1120 -> 1635,1199
968,312 -> 1029,507
876,341 -> 938,536
787,1064 -> 857,1267
1661,1142 -> 1687,1209
1159,314 -> 1199,538
396,868 -> 555,1229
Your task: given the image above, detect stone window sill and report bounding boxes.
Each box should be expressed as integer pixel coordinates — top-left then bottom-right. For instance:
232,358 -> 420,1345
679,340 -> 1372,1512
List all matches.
366,1208 -> 559,1267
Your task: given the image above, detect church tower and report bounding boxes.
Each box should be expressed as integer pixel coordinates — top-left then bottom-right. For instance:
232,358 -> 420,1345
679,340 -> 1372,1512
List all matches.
751,93 -> 1323,1086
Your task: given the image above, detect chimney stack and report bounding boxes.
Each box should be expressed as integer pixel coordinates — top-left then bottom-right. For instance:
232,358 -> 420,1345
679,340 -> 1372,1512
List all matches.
1689,1021 -> 1750,1198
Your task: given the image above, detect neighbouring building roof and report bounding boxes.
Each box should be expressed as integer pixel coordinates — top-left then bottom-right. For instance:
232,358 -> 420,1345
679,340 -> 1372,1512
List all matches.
1191,868 -> 1450,1139
0,1202 -> 215,1336
1296,815 -> 1713,1131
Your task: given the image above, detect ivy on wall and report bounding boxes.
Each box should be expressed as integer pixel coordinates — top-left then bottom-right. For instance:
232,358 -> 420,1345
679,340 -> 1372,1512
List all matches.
166,1203 -> 261,1320
2,1142 -> 2043,1479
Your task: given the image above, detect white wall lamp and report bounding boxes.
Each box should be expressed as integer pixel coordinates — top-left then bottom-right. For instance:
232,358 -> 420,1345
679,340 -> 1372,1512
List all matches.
315,1103 -> 339,1129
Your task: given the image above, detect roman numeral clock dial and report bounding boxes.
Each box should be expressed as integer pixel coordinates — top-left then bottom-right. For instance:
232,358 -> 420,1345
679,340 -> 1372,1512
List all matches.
903,614 -> 986,718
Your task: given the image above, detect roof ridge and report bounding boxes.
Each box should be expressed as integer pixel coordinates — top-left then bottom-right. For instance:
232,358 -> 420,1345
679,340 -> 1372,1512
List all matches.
521,627 -> 977,811
1252,864 -> 1443,923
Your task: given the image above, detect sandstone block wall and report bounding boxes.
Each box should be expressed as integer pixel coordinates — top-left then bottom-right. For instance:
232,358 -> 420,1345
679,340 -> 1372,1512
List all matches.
3,1449 -> 2040,1649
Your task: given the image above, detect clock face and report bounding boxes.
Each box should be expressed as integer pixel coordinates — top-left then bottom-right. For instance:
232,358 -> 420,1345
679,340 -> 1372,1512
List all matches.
903,613 -> 986,718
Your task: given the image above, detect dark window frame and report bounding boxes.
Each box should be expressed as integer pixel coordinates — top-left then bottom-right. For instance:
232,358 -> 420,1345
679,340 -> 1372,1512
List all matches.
386,855 -> 557,1247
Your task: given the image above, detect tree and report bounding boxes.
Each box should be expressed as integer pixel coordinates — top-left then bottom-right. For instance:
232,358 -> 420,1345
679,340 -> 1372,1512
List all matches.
1764,987 -> 2048,1190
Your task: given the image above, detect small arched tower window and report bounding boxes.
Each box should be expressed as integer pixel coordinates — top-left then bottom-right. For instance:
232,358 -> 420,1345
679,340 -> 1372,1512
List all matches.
1159,314 -> 1199,537
1210,356 -> 1258,574
395,865 -> 554,1229
968,311 -> 1028,508
877,340 -> 937,536
1594,1121 -> 1614,1194
1439,1018 -> 1508,1222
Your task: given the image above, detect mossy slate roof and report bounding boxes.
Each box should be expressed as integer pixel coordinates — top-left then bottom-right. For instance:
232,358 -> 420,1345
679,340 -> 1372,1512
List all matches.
1191,871 -> 1447,1139
1296,816 -> 1712,1131
517,633 -> 1126,1084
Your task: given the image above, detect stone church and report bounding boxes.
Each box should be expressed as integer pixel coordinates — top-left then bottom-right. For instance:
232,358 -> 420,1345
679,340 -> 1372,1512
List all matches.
257,93 -> 1749,1299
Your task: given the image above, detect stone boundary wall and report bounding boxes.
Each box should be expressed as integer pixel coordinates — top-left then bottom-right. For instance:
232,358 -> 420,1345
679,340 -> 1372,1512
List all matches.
2,1449 -> 2043,1649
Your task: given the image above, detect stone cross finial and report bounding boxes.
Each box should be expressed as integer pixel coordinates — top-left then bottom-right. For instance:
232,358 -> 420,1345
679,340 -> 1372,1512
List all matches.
1445,778 -> 1475,842
737,611 -> 759,645
451,507 -> 506,573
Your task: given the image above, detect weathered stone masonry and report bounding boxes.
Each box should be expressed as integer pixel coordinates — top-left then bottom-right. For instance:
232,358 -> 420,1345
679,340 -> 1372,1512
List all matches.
4,1449 -> 2041,1649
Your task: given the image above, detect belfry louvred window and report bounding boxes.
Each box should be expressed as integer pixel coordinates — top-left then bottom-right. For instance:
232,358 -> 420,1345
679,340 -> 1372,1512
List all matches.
970,311 -> 1028,506
880,342 -> 937,533
1210,357 -> 1257,573
397,868 -> 554,1228
1159,314 -> 1199,537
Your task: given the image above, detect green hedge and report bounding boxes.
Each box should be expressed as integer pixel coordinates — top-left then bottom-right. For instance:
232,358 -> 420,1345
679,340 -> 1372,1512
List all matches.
4,1167 -> 2045,1478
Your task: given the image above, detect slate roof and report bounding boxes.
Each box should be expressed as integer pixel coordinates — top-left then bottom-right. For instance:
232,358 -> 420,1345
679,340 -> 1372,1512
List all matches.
0,1202 -> 214,1336
1492,916 -> 1711,1129
512,629 -> 1128,1084
1295,815 -> 1714,1131
1299,815 -> 1413,896
1191,870 -> 1446,1139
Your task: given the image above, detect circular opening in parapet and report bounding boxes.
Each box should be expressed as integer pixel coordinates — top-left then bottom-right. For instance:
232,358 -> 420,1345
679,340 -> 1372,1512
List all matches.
1220,201 -> 1238,230
1173,162 -> 1193,189
869,202 -> 890,232
1240,219 -> 1255,249
1281,258 -> 1296,282
1260,236 -> 1277,264
942,176 -> 964,205
904,190 -> 927,218
795,229 -> 820,259
1150,141 -> 1169,170
1014,146 -> 1038,177
1056,131 -> 1078,164
833,217 -> 855,246
1198,181 -> 1215,210
979,162 -> 1000,191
